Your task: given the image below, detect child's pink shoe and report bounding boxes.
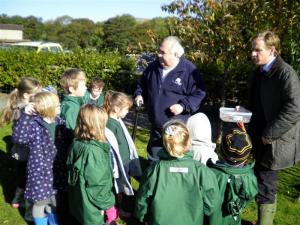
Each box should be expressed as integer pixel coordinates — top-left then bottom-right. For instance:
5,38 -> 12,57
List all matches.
11,203 -> 20,208
11,188 -> 25,209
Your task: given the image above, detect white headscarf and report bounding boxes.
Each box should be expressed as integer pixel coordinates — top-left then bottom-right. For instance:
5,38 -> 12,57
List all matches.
186,113 -> 218,164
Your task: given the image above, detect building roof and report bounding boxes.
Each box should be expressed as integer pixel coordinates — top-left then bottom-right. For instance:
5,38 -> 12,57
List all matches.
0,24 -> 23,30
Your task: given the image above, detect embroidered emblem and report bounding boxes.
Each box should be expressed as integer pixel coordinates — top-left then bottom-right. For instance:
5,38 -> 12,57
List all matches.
174,78 -> 182,86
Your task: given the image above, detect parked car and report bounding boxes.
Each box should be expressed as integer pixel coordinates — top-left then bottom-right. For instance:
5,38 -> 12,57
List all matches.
11,41 -> 63,53
127,53 -> 156,74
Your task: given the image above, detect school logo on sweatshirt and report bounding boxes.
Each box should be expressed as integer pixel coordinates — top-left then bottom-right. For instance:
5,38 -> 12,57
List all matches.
174,78 -> 182,86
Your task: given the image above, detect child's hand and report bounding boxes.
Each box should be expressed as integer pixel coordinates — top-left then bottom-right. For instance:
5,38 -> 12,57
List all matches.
105,206 -> 118,223
24,103 -> 36,115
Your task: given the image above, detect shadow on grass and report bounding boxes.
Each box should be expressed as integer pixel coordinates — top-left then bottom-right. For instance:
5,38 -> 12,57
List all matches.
0,135 -> 15,204
0,135 -> 34,224
241,220 -> 256,225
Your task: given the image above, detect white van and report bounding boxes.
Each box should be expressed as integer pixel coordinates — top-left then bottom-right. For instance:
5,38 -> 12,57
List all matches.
11,41 -> 63,53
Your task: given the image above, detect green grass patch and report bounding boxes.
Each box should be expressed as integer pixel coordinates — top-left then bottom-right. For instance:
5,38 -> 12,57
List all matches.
1,124 -> 300,225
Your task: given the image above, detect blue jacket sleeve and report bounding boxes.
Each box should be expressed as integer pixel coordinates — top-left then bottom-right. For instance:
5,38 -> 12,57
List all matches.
12,112 -> 33,145
134,71 -> 148,100
178,66 -> 206,113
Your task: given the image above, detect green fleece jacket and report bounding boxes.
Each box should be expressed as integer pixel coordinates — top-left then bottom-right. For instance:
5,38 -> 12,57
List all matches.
83,91 -> 105,107
206,160 -> 258,225
135,149 -> 220,225
60,95 -> 83,130
67,140 -> 115,225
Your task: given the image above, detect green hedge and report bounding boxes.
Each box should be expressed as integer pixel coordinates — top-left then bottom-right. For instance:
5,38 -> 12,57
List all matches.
0,49 -> 140,94
2,49 -> 298,106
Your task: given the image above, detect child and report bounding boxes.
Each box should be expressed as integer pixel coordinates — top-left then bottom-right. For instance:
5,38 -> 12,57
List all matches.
206,127 -> 258,225
134,120 -> 220,225
12,92 -> 67,225
186,112 -> 218,164
67,104 -> 118,225
60,68 -> 87,131
83,78 -> 105,106
0,77 -> 41,220
104,91 -> 142,217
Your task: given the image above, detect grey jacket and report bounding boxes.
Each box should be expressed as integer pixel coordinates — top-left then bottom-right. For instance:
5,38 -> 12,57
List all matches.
249,56 -> 300,170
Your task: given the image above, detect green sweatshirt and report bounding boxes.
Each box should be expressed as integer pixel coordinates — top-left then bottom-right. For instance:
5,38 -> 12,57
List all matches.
60,95 -> 83,130
83,91 -> 105,107
67,139 -> 115,225
106,117 -> 130,164
135,149 -> 220,225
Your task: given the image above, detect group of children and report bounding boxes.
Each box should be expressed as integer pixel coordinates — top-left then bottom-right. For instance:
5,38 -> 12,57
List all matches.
0,68 -> 258,225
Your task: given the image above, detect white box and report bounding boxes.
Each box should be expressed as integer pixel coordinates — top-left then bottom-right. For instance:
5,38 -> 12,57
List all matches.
219,106 -> 252,123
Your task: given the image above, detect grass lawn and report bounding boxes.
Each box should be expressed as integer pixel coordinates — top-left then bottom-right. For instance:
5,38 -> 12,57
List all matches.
0,123 -> 300,225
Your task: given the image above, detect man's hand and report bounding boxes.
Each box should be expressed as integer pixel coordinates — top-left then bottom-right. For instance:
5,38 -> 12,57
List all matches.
135,95 -> 144,107
169,104 -> 183,115
262,136 -> 272,145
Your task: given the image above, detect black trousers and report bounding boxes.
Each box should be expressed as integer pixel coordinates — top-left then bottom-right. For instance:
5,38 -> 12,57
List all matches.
15,160 -> 27,189
146,127 -> 163,163
254,164 -> 279,204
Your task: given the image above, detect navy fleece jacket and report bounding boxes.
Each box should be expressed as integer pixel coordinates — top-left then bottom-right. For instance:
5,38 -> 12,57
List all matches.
135,58 -> 206,129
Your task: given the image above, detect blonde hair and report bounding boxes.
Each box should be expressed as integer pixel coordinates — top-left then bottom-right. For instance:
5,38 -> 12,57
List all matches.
162,120 -> 190,158
104,90 -> 133,115
0,77 -> 40,126
61,68 -> 86,94
75,104 -> 107,142
31,92 -> 60,120
253,30 -> 281,55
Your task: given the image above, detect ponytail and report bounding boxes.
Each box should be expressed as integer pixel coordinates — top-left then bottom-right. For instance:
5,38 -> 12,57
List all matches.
0,77 -> 40,126
104,90 -> 133,115
104,90 -> 114,114
0,89 -> 19,126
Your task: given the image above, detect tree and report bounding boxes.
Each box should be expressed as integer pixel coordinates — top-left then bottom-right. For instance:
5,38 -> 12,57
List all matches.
132,17 -> 171,53
43,17 -> 104,50
162,0 -> 300,105
162,0 -> 300,143
103,14 -> 137,53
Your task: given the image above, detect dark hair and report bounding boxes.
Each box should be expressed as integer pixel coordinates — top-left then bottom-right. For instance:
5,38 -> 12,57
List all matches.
90,78 -> 104,90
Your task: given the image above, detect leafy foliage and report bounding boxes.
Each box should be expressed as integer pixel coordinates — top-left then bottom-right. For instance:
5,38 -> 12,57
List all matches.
0,49 -> 139,94
162,0 -> 300,106
103,14 -> 138,53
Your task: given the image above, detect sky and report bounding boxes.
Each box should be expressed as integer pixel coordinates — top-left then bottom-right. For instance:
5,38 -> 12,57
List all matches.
2,0 -> 174,22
